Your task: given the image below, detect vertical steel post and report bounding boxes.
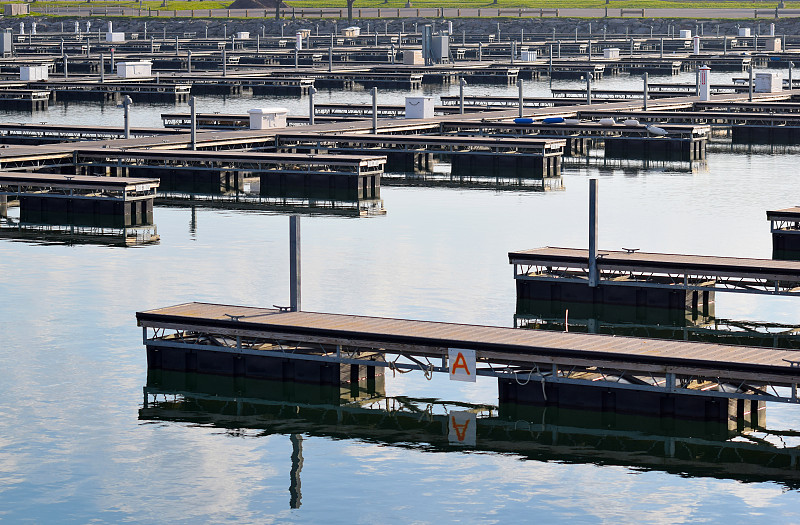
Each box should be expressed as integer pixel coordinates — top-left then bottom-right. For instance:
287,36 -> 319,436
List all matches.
790,62 -> 794,91
122,95 -> 132,139
517,78 -> 523,117
371,87 -> 378,133
643,72 -> 648,110
223,48 -> 227,76
289,216 -> 301,312
308,86 -> 316,125
695,66 -> 700,96
99,53 -> 104,83
588,179 -> 598,287
189,96 -> 196,150
329,45 -> 333,72
459,77 -> 466,114
586,73 -> 592,105
749,64 -> 754,101
187,49 -> 192,73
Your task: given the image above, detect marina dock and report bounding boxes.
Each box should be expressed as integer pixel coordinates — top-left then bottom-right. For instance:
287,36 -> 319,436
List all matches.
137,301 -> 800,425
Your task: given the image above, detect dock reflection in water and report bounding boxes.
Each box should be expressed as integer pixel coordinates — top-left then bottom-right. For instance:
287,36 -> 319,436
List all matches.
0,216 -> 160,246
515,307 -> 800,350
140,370 -> 800,499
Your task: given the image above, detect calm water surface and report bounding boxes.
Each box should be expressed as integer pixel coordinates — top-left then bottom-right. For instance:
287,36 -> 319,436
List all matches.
2,70 -> 800,523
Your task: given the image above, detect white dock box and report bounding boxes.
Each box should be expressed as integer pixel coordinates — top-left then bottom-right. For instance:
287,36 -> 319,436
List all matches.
603,47 -> 620,59
755,72 -> 781,93
235,32 -> 250,39
765,37 -> 782,52
739,27 -> 752,37
342,26 -> 361,37
520,50 -> 537,61
405,96 -> 434,119
20,65 -> 48,81
105,32 -> 125,43
403,50 -> 423,65
248,107 -> 288,129
116,61 -> 152,78
679,30 -> 692,39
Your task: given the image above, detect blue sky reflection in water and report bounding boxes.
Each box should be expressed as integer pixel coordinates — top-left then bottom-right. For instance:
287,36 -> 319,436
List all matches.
3,78 -> 800,522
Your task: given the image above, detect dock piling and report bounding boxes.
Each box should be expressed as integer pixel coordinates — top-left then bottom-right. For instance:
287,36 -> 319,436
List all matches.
643,72 -> 648,110
749,65 -> 754,101
290,216 -> 301,312
99,53 -> 104,83
122,95 -> 132,139
517,79 -> 524,118
459,78 -> 466,115
371,87 -> 378,133
189,96 -> 196,150
309,86 -> 316,125
588,179 -> 598,287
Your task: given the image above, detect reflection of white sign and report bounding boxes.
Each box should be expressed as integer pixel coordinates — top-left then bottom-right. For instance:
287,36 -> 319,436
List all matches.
448,348 -> 476,382
448,411 -> 477,446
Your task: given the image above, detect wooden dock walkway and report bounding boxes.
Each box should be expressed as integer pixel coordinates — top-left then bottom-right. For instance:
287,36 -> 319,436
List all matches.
510,246 -> 800,297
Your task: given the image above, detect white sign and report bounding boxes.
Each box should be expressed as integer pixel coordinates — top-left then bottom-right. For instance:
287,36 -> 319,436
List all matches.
448,411 -> 477,446
448,348 -> 476,382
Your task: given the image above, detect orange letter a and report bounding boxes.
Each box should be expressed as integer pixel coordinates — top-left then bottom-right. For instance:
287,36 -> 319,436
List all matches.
452,352 -> 471,375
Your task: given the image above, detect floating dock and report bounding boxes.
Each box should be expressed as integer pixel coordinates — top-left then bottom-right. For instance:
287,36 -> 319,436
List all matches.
0,172 -> 158,228
137,302 -> 800,426
509,246 -> 800,324
768,207 -> 800,260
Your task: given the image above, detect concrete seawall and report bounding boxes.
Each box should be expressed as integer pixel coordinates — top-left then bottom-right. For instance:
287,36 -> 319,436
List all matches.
4,16 -> 800,38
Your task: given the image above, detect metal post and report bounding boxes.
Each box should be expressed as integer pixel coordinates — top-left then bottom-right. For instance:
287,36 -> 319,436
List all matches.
0,195 -> 7,218
660,37 -> 663,58
122,95 -> 132,139
790,62 -> 794,91
308,86 -> 317,125
696,66 -> 700,96
189,96 -> 196,150
643,72 -> 648,110
588,179 -> 598,287
257,34 -> 260,53
586,73 -> 592,105
749,65 -> 754,101
328,46 -> 333,72
150,36 -> 154,54
510,41 -> 515,65
459,77 -> 466,114
175,35 -> 179,56
63,55 -> 68,79
371,87 -> 378,133
517,78 -> 523,118
223,49 -> 227,76
294,47 -> 298,69
289,216 -> 301,312
99,53 -> 104,83
187,50 -> 192,73
724,35 -> 727,55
